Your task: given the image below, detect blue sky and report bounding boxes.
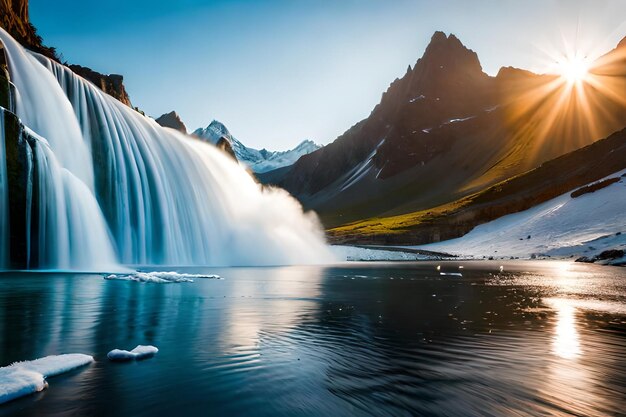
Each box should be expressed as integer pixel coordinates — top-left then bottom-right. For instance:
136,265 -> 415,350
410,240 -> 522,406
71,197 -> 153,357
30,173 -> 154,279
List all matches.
31,0 -> 626,150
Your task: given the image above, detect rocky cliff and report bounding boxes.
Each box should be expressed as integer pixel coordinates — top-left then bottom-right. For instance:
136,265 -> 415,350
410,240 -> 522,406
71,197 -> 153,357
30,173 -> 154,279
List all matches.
0,0 -> 56,59
68,64 -> 132,107
0,0 -> 132,106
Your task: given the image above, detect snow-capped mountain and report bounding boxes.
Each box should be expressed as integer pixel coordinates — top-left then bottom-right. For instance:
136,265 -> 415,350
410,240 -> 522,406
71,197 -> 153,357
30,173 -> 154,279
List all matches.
192,120 -> 320,173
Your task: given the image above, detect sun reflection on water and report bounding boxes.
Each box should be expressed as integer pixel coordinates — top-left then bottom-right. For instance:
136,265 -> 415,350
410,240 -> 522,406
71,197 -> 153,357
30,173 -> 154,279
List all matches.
550,298 -> 582,359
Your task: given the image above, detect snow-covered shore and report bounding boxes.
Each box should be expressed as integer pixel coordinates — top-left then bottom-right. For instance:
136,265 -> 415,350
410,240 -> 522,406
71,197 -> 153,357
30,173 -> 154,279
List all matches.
414,170 -> 626,264
335,170 -> 626,265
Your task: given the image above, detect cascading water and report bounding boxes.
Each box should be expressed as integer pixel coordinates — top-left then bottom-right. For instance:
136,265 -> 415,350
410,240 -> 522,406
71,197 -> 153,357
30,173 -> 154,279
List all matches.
0,28 -> 334,270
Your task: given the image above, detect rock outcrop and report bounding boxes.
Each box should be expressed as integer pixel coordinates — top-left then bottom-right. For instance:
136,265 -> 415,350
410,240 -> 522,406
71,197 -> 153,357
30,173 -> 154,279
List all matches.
0,0 -> 57,59
155,110 -> 187,133
215,136 -> 237,160
68,64 -> 132,107
0,0 -> 133,106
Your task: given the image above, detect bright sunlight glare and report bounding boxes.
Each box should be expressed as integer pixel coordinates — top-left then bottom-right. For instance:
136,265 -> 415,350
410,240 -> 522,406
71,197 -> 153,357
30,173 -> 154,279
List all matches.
558,55 -> 590,84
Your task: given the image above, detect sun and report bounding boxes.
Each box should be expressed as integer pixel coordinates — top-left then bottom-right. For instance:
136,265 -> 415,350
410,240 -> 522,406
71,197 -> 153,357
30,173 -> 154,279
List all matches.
557,55 -> 590,85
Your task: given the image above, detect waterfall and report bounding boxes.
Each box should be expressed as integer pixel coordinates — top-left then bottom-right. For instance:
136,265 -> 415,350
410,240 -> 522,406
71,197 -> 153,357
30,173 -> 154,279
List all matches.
0,28 -> 334,269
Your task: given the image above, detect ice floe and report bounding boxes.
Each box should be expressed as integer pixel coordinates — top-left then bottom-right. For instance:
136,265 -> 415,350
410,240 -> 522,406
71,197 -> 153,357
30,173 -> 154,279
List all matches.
0,354 -> 93,404
107,345 -> 159,361
104,271 -> 220,283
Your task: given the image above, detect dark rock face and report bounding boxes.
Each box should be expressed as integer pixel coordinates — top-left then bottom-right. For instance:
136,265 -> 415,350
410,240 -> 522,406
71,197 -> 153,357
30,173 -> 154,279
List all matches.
576,249 -> 625,264
68,64 -> 132,107
0,60 -> 16,112
0,0 -> 57,59
216,136 -> 237,160
571,177 -> 620,198
275,31 -> 495,198
596,249 -> 625,260
155,111 -> 187,133
2,108 -> 39,268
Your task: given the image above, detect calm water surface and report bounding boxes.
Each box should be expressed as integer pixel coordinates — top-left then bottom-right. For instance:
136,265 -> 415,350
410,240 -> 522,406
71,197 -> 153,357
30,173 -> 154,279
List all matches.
1,261 -> 625,416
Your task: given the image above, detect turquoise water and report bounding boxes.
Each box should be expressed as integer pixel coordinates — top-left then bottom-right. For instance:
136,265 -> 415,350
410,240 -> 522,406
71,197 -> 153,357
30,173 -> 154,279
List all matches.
1,261 -> 625,416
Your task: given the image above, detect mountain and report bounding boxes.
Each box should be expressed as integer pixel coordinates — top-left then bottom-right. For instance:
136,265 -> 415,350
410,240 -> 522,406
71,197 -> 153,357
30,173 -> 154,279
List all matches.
193,120 -> 320,173
155,110 -> 187,133
328,126 -> 626,245
263,32 -> 626,229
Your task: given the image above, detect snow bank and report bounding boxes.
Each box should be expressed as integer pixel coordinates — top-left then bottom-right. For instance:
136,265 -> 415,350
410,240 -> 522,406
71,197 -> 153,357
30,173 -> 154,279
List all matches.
104,271 -> 220,283
333,246 -> 433,261
0,354 -> 93,404
416,170 -> 626,259
107,345 -> 158,361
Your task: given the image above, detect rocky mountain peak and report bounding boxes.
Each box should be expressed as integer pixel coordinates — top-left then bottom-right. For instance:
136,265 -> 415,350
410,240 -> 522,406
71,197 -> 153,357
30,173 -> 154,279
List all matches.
409,31 -> 485,90
155,111 -> 187,133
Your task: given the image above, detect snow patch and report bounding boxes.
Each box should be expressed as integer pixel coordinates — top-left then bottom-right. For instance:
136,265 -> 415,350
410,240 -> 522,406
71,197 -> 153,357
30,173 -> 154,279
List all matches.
444,116 -> 476,124
0,354 -> 93,404
107,345 -> 159,361
104,271 -> 220,283
409,95 -> 426,103
416,169 -> 626,259
340,138 -> 386,191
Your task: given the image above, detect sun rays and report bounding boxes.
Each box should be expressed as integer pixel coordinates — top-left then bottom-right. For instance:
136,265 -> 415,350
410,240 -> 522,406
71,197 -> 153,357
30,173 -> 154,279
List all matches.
499,36 -> 626,167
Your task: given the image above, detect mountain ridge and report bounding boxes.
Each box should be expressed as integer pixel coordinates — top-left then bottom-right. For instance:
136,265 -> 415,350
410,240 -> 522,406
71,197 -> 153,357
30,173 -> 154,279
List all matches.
193,120 -> 321,173
262,30 -> 626,231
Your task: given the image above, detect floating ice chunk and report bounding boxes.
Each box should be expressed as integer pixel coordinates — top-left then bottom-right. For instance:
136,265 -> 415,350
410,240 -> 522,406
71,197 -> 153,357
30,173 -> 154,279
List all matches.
104,271 -> 220,283
440,272 -> 463,277
107,345 -> 159,362
0,369 -> 45,404
0,354 -> 93,404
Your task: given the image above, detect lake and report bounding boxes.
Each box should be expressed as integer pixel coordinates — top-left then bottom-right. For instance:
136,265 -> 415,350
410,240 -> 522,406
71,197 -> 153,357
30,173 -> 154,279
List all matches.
1,261 -> 625,416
